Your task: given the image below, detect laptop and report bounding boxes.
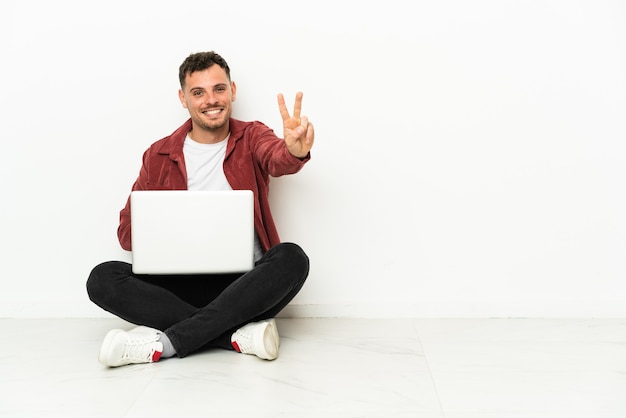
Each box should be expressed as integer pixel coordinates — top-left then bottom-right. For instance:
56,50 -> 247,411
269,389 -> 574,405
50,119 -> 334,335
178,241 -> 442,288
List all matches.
130,190 -> 255,275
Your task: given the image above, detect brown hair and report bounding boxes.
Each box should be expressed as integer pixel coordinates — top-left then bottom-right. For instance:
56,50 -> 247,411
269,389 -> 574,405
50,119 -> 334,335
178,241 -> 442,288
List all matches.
178,51 -> 231,88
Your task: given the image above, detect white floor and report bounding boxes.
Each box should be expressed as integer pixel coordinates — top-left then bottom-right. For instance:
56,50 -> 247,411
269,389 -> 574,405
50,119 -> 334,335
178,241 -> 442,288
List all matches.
1,318 -> 625,417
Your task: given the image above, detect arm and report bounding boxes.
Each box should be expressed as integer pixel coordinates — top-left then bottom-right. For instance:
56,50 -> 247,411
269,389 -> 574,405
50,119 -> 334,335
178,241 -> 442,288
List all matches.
249,92 -> 314,177
117,149 -> 152,251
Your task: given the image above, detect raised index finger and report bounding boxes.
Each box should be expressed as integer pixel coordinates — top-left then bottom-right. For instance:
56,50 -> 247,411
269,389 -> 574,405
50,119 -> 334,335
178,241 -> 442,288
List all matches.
277,93 -> 291,121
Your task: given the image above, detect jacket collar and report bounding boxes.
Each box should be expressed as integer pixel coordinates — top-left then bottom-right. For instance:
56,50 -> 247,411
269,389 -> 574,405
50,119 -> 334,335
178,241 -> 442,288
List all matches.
155,118 -> 245,161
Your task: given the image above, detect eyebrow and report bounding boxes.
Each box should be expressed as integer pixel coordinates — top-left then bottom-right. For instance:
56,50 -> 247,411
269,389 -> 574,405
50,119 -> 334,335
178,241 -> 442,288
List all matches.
189,83 -> 228,92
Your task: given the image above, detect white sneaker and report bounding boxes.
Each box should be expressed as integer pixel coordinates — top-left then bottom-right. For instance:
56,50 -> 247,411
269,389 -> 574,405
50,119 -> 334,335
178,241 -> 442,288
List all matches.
98,327 -> 163,367
231,319 -> 280,360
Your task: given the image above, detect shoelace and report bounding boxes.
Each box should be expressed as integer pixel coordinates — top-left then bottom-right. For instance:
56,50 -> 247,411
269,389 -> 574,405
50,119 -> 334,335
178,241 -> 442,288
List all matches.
233,330 -> 254,353
123,335 -> 160,361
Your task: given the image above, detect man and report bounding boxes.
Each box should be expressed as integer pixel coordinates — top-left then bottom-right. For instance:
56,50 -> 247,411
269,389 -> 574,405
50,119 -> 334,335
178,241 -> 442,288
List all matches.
86,51 -> 314,367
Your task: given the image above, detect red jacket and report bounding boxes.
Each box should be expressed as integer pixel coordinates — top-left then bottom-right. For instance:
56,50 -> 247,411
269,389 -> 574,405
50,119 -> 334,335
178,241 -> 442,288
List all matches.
117,118 -> 310,252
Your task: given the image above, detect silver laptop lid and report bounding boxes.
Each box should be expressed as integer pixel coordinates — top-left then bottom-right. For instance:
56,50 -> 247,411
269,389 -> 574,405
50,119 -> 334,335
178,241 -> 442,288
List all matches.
130,190 -> 255,274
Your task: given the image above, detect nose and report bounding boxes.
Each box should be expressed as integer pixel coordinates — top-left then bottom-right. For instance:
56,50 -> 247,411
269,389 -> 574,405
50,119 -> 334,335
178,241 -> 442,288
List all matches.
204,92 -> 218,105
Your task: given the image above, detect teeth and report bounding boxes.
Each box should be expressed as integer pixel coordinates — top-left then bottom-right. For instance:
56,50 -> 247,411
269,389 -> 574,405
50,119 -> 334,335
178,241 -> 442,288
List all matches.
204,109 -> 221,115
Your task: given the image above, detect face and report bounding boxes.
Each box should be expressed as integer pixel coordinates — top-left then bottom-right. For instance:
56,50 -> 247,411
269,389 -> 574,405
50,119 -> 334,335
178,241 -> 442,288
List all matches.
178,65 -> 237,135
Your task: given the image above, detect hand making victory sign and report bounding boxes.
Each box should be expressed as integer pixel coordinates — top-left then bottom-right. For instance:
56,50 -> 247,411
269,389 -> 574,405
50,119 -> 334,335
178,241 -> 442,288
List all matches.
278,92 -> 315,159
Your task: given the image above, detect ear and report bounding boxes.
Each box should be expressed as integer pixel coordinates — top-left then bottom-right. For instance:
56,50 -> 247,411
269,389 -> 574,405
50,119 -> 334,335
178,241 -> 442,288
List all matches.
178,89 -> 188,109
231,81 -> 237,102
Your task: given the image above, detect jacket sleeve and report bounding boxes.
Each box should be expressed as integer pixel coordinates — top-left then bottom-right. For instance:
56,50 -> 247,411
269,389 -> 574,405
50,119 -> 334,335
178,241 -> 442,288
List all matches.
117,149 -> 152,251
250,122 -> 310,176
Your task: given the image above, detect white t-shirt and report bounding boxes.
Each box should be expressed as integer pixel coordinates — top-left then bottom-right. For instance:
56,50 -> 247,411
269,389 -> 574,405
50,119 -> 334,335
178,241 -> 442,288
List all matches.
184,134 -> 264,261
184,134 -> 231,191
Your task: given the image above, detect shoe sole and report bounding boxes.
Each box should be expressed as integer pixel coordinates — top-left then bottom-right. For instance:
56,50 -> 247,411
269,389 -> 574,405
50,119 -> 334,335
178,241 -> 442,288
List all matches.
257,319 -> 280,360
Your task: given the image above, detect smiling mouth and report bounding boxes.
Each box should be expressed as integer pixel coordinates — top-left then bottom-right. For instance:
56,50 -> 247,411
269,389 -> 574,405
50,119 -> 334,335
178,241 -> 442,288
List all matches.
202,108 -> 222,116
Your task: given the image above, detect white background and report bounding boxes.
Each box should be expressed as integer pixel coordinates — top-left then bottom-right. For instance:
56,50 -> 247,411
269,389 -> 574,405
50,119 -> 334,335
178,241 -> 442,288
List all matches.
1,0 -> 625,318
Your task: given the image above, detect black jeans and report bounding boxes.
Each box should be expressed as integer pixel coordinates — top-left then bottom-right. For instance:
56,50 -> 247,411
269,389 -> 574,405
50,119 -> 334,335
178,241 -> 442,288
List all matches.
86,242 -> 309,357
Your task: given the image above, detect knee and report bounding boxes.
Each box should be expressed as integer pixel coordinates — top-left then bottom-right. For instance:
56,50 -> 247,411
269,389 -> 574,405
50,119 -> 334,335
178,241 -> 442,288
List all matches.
86,261 -> 126,304
275,242 -> 310,279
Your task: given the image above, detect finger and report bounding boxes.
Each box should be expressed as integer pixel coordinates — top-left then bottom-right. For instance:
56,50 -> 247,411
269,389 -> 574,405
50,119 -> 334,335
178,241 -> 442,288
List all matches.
277,93 -> 290,121
305,121 -> 314,147
292,92 -> 303,120
289,116 -> 308,141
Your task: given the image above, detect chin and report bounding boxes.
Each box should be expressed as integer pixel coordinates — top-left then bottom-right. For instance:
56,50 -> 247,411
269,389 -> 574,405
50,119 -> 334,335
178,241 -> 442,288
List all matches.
195,118 -> 227,131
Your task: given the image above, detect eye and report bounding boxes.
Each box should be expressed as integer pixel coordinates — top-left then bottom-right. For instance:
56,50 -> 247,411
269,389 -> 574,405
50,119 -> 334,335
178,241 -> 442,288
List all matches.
192,90 -> 203,97
215,85 -> 226,93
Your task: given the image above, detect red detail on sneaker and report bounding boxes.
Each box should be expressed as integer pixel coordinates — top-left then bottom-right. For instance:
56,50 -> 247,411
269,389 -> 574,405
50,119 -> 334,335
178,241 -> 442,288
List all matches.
152,350 -> 162,362
231,341 -> 241,353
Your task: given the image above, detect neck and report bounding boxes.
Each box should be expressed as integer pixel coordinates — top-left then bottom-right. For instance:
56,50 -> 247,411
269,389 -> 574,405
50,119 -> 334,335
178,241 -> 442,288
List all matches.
188,123 -> 230,144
